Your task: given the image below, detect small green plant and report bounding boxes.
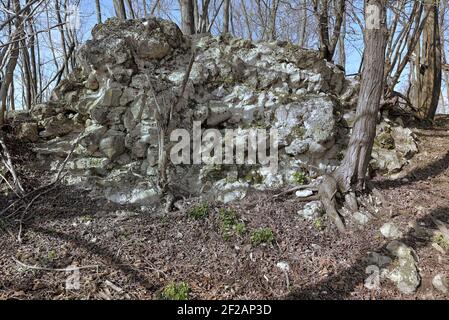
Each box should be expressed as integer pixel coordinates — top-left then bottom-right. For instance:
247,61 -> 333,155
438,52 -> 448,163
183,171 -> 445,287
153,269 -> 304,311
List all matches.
47,250 -> 57,261
235,222 -> 246,235
434,234 -> 449,250
188,202 -> 210,220
80,215 -> 93,223
219,208 -> 246,240
313,217 -> 325,231
161,282 -> 190,300
250,228 -> 275,246
292,171 -> 307,185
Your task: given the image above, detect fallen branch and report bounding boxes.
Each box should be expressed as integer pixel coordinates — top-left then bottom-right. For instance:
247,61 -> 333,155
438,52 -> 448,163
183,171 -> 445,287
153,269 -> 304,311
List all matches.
12,256 -> 99,272
0,134 -> 25,195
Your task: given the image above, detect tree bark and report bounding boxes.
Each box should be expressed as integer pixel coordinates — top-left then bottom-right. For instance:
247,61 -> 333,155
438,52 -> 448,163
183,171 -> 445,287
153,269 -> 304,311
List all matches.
410,0 -> 442,120
223,0 -> 230,34
95,0 -> 102,23
0,0 -> 23,125
334,0 -> 387,192
181,0 -> 195,35
114,0 -> 127,20
313,0 -> 346,62
319,0 -> 387,233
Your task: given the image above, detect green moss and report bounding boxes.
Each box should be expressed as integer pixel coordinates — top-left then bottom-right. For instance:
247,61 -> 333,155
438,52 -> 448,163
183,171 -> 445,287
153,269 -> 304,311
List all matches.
223,76 -> 236,86
253,120 -> 268,129
188,202 -> 210,220
374,130 -> 395,150
434,234 -> 449,250
161,282 -> 190,300
80,215 -> 93,223
292,171 -> 307,185
313,217 -> 325,231
291,126 -> 305,139
250,228 -> 275,246
47,250 -> 57,261
244,170 -> 263,184
219,208 -> 246,240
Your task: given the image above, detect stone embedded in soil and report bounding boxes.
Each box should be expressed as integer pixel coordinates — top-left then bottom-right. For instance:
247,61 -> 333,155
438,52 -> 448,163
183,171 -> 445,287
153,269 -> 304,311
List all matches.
386,240 -> 421,295
295,189 -> 313,198
432,273 -> 448,294
364,252 -> 392,268
380,222 -> 403,239
297,201 -> 323,220
352,211 -> 370,225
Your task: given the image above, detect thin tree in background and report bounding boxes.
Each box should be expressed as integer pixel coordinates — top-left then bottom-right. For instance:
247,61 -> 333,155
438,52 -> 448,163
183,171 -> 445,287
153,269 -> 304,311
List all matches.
312,0 -> 346,62
95,0 -> 102,23
223,0 -> 230,33
0,0 -> 23,125
114,0 -> 128,20
410,0 -> 442,120
180,0 -> 195,35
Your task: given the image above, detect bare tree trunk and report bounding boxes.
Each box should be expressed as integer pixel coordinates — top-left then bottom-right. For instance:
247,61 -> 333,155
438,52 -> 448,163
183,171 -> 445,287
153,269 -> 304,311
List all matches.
0,0 -> 23,125
268,0 -> 279,41
55,0 -> 69,77
9,80 -> 15,111
223,0 -> 230,33
114,0 -> 128,20
334,0 -> 387,192
241,0 -> 252,41
95,0 -> 102,23
126,0 -> 136,19
299,0 -> 308,46
319,0 -> 387,232
410,0 -> 442,120
143,0 -> 148,17
338,4 -> 346,68
181,0 -> 195,35
198,0 -> 211,33
313,0 -> 345,62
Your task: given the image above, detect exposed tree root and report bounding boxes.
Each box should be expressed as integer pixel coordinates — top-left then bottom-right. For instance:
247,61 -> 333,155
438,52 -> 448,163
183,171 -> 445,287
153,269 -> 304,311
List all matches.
318,174 -> 346,233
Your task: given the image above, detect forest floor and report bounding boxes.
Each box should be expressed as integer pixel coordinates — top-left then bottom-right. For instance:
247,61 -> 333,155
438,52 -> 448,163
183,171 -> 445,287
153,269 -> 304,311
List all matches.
1,116 -> 449,300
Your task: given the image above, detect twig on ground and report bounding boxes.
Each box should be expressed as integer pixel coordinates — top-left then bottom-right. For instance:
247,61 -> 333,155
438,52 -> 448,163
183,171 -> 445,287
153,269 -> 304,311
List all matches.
0,135 -> 25,195
273,184 -> 317,199
12,256 -> 99,272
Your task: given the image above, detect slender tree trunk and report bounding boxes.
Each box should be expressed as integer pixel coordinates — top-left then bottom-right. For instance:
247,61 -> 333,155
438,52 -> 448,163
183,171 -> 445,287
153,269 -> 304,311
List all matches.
95,0 -> 102,23
338,7 -> 346,68
126,0 -> 136,19
410,0 -> 442,120
299,0 -> 308,46
223,0 -> 230,34
9,81 -> 15,111
335,0 -> 387,192
0,0 -> 23,125
143,0 -> 148,17
55,0 -> 69,77
181,0 -> 195,35
268,0 -> 279,41
241,0 -> 252,41
114,0 -> 127,20
313,0 -> 345,62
